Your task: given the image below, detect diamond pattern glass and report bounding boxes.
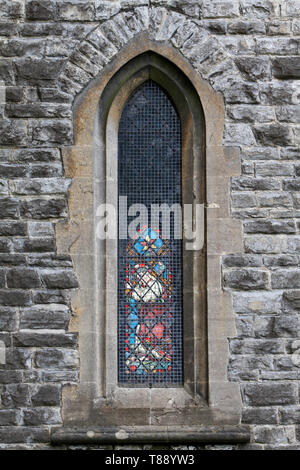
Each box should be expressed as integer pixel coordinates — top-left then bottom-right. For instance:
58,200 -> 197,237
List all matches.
118,80 -> 183,386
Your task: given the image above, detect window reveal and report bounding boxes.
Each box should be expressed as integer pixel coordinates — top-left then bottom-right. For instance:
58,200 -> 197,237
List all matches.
118,80 -> 183,386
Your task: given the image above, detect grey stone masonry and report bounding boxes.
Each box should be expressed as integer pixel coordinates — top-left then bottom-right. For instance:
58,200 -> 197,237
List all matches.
0,0 -> 299,450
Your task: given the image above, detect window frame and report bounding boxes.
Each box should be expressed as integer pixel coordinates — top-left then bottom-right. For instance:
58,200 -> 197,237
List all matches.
103,56 -> 207,412
57,42 -> 243,430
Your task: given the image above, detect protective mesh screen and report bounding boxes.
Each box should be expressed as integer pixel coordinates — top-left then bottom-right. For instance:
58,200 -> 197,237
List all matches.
118,80 -> 183,386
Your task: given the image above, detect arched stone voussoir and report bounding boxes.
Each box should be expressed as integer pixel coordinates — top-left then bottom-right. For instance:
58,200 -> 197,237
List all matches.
57,6 -> 242,102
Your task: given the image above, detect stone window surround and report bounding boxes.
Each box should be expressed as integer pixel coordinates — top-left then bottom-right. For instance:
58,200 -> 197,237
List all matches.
54,36 -> 248,443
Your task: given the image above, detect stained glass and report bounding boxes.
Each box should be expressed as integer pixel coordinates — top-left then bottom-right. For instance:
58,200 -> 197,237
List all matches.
118,80 -> 183,385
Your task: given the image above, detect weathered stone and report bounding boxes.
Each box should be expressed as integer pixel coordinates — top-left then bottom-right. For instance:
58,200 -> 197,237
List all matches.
20,304 -> 70,330
223,254 -> 262,268
0,222 -> 26,237
282,291 -> 300,313
284,236 -> 300,254
0,427 -> 49,444
0,39 -> 44,58
228,20 -> 265,35
13,332 -> 77,348
242,408 -> 277,425
34,349 -> 79,369
283,179 -> 300,191
256,38 -> 300,55
0,120 -> 27,146
31,384 -> 60,406
227,105 -> 274,123
280,407 -> 300,424
32,290 -> 69,305
6,86 -> 24,102
12,178 -> 71,196
57,1 -> 95,21
224,82 -> 260,104
232,177 -> 280,191
1,384 -> 31,407
258,192 -> 292,208
272,269 -> 300,289
0,0 -> 24,20
29,163 -> 63,178
0,308 -> 17,331
7,268 -> 41,289
241,147 -> 279,161
23,408 -> 62,426
266,21 -> 291,35
253,426 -> 295,445
202,0 -> 239,18
243,383 -> 297,406
253,124 -> 294,146
0,238 -> 11,253
273,315 -> 300,337
25,1 -> 56,20
0,290 -> 31,307
28,222 -> 53,238
240,0 -> 277,18
39,88 -> 72,103
15,58 -> 65,83
41,269 -> 78,289
276,105 -> 300,123
20,199 -> 67,219
232,291 -> 282,315
0,371 -> 22,384
13,238 -> 56,254
263,255 -> 298,267
27,254 -> 72,267
29,119 -> 73,146
224,124 -> 256,146
0,254 -> 25,266
253,316 -> 273,338
244,219 -> 296,234
224,268 -> 269,290
260,82 -> 299,105
13,148 -> 59,162
0,409 -> 20,426
230,339 -> 285,355
272,58 -> 300,79
5,103 -> 72,119
236,316 -> 254,337
41,370 -> 78,383
0,164 -> 27,178
235,57 -> 270,81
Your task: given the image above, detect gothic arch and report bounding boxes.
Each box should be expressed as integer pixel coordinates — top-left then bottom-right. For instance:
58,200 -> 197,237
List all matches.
54,24 -> 244,437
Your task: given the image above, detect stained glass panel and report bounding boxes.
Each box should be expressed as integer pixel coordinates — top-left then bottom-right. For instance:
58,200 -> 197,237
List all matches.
118,80 -> 183,385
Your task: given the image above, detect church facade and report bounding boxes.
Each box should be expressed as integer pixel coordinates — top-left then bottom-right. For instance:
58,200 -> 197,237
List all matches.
0,0 -> 299,450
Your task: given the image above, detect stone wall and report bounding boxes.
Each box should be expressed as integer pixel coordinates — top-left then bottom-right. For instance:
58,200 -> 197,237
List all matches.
0,0 -> 299,450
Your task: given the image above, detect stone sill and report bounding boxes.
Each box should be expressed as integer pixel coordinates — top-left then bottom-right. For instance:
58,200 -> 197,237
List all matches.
51,426 -> 250,446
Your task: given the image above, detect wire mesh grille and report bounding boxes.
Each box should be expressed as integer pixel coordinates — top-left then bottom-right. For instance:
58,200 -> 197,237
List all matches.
118,80 -> 183,386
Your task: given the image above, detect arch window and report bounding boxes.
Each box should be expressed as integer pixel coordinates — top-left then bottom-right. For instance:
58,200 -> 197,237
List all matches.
118,80 -> 183,385
55,48 -> 244,438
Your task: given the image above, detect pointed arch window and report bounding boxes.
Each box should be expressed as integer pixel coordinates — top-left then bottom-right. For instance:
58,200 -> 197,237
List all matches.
118,80 -> 183,385
53,51 -> 246,441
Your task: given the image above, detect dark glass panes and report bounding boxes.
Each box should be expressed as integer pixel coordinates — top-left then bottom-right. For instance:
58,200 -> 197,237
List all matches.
118,80 -> 183,386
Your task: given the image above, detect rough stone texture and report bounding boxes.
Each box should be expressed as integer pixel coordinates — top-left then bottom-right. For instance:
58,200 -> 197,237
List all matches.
0,0 -> 298,451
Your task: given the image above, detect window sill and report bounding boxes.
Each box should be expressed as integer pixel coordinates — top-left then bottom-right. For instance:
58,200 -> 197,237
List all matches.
50,425 -> 250,446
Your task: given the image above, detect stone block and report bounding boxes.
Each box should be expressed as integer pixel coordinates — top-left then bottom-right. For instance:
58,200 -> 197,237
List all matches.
31,384 -> 61,406
224,268 -> 269,290
20,304 -> 70,330
7,268 -> 41,289
243,383 -> 297,406
34,348 -> 79,369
